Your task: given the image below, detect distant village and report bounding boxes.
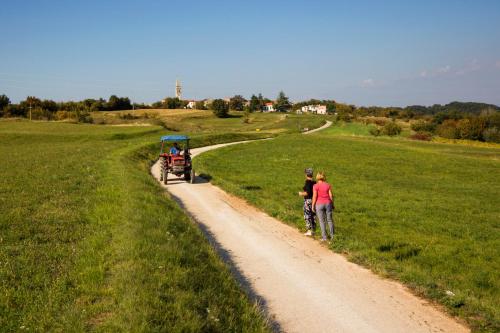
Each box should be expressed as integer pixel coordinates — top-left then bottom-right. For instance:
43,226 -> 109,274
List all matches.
161,80 -> 331,115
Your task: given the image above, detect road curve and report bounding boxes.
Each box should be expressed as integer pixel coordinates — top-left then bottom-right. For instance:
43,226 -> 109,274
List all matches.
151,122 -> 468,333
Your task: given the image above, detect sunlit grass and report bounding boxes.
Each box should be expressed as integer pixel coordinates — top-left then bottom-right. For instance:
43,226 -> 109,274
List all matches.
195,124 -> 500,332
0,120 -> 271,332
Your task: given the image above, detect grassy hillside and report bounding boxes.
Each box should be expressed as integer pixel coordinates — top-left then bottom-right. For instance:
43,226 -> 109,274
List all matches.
195,123 -> 500,332
91,108 -> 327,134
0,120 -> 273,332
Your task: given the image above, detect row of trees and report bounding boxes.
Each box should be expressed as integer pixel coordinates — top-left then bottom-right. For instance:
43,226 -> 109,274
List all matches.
0,94 -> 135,120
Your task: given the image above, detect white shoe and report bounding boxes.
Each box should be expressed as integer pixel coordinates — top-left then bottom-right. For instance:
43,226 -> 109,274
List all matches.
304,230 -> 313,236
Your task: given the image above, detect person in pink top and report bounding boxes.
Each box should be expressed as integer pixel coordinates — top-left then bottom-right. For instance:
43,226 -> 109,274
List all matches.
312,171 -> 334,241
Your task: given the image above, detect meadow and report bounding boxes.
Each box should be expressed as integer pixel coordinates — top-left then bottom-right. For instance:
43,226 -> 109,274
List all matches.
91,108 -> 327,134
194,121 -> 500,332
0,112 -> 326,331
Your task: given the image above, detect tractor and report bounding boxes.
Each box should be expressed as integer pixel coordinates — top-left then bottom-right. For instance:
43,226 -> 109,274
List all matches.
159,135 -> 195,184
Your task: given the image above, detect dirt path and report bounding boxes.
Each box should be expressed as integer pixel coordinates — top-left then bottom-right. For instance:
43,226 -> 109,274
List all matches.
151,123 -> 468,333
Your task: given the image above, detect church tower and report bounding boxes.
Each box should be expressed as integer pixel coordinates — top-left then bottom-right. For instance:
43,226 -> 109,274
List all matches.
175,79 -> 182,99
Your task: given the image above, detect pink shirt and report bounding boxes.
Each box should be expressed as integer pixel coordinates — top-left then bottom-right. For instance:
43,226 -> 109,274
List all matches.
313,182 -> 332,205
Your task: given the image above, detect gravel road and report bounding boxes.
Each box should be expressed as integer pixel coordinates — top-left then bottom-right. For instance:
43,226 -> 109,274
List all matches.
151,122 -> 468,333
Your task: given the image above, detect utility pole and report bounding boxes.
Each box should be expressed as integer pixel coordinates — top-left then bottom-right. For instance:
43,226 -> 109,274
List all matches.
29,101 -> 32,121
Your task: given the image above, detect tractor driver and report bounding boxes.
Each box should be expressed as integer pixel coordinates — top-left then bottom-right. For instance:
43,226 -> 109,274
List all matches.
170,142 -> 181,155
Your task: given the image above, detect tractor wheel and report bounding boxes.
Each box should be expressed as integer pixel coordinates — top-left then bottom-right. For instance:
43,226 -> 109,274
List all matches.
163,170 -> 168,184
184,172 -> 191,182
190,169 -> 195,184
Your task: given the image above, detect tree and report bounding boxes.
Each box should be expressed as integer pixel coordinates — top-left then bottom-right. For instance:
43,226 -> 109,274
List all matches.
275,91 -> 291,112
211,99 -> 229,118
195,100 -> 207,110
229,95 -> 246,111
248,95 -> 261,112
0,94 -> 10,113
107,95 -> 132,111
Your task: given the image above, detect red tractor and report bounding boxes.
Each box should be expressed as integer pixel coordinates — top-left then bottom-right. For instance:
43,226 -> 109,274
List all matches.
159,135 -> 195,184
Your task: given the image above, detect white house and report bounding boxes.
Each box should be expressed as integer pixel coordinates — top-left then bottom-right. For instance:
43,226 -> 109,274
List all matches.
186,100 -> 196,109
262,102 -> 276,112
300,104 -> 327,115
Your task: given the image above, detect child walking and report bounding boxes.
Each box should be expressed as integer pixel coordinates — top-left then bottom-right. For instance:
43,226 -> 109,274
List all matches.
298,168 -> 316,236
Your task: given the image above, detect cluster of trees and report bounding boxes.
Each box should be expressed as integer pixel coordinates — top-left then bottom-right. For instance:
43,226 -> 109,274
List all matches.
0,94 -> 134,121
151,97 -> 187,109
355,102 -> 499,120
336,101 -> 500,142
209,91 -> 292,117
410,110 -> 500,142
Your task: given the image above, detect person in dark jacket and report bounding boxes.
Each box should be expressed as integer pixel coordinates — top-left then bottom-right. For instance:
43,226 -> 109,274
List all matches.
298,168 -> 316,236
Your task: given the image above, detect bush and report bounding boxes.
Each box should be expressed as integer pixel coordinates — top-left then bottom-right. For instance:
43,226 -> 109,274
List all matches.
382,122 -> 402,136
369,126 -> 381,136
437,120 -> 459,139
337,112 -> 352,122
410,132 -> 432,141
411,120 -> 436,133
211,99 -> 229,118
482,127 -> 500,143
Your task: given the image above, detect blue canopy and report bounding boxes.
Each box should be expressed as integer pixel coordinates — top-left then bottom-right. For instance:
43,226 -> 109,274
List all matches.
161,135 -> 189,142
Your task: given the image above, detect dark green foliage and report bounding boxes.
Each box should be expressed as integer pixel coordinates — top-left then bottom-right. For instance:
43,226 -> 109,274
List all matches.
229,95 -> 246,111
0,94 -> 10,114
107,95 -> 132,110
211,99 -> 229,118
274,91 -> 291,112
248,94 -> 263,112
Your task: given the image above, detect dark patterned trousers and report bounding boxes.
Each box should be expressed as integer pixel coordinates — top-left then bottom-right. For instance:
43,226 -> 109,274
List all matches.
303,199 -> 316,231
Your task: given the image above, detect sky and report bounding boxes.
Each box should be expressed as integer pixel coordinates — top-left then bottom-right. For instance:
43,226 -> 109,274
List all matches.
1,0 -> 499,106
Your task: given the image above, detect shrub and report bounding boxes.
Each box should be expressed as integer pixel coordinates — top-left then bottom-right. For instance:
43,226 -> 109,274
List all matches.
337,112 -> 352,122
369,126 -> 381,136
55,110 -> 70,120
211,99 -> 229,118
382,122 -> 402,136
374,118 -> 388,126
410,132 -> 432,141
437,120 -> 459,139
411,120 -> 436,133
482,127 -> 500,143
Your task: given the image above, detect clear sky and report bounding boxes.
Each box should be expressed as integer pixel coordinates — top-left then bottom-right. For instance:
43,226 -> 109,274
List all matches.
1,0 -> 499,106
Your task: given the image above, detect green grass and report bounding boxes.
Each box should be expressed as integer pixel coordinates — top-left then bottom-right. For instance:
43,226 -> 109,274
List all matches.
0,120 -> 272,332
92,108 -> 328,135
194,124 -> 500,332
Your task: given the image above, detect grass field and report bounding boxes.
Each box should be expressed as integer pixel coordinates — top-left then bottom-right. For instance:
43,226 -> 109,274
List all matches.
195,121 -> 500,332
91,108 -> 327,134
0,113 -> 327,331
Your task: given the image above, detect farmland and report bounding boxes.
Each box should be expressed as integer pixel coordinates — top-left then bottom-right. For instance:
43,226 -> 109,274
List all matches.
194,121 -> 500,332
0,113 -> 326,331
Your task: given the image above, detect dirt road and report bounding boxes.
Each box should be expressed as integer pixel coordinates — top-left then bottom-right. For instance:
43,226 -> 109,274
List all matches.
151,124 -> 468,333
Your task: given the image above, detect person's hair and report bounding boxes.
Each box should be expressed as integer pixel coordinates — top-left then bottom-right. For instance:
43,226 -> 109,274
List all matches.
316,171 -> 326,181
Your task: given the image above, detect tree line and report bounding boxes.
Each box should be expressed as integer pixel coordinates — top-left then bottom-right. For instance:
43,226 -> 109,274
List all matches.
0,94 -> 138,122
1,92 -> 498,142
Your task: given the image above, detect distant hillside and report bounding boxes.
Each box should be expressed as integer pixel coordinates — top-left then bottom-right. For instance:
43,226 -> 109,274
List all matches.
405,101 -> 500,116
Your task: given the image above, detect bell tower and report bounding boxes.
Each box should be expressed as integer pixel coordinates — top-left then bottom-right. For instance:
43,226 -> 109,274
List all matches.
175,79 -> 182,99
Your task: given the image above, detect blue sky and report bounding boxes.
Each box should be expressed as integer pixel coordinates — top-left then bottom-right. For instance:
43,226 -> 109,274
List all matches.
1,0 -> 499,106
